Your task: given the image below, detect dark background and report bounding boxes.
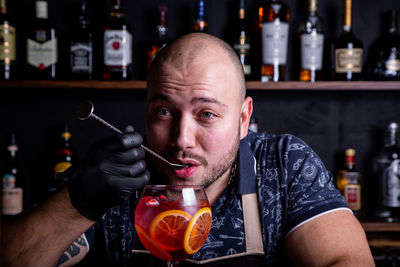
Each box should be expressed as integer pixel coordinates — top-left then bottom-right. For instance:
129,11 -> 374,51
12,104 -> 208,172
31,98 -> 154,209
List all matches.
1,0 -> 400,219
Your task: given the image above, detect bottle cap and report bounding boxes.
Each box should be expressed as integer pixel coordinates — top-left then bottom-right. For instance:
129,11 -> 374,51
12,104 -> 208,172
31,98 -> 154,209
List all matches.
345,148 -> 355,156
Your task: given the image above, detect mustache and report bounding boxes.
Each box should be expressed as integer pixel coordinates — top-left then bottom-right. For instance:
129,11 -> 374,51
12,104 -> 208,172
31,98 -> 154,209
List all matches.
164,149 -> 208,166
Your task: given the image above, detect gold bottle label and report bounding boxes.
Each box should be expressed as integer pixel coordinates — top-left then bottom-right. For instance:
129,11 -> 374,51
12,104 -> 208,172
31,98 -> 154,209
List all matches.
335,48 -> 363,73
2,187 -> 23,215
344,184 -> 360,211
0,24 -> 16,61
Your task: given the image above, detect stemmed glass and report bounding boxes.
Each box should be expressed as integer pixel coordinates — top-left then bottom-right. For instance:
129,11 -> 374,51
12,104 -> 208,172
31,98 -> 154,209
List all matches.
135,185 -> 212,267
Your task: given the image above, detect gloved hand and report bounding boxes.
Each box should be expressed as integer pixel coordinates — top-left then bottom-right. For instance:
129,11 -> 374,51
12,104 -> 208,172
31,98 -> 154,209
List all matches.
68,127 -> 150,221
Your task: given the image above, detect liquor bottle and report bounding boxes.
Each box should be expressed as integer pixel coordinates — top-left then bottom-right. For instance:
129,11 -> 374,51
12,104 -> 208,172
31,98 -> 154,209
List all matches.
147,6 -> 168,72
103,0 -> 132,80
1,134 -> 23,217
373,122 -> 400,222
248,116 -> 258,133
53,124 -> 75,180
336,148 -> 362,218
259,0 -> 290,82
193,0 -> 207,33
369,10 -> 400,81
299,0 -> 324,82
332,0 -> 363,81
69,0 -> 93,80
0,0 -> 16,80
233,0 -> 252,80
26,0 -> 57,80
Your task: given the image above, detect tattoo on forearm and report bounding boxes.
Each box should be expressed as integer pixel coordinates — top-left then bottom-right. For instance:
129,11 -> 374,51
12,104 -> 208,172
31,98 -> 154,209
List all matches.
56,236 -> 88,266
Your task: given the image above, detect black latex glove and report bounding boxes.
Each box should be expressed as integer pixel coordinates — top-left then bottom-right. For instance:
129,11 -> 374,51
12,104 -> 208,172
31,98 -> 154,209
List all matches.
68,128 -> 150,221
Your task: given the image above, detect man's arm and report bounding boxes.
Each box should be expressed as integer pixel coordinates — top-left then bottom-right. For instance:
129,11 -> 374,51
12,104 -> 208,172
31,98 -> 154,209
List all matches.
286,209 -> 375,267
56,233 -> 90,267
1,186 -> 94,267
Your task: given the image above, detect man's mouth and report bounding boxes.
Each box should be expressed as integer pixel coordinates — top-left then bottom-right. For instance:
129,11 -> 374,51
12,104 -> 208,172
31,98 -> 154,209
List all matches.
173,159 -> 200,178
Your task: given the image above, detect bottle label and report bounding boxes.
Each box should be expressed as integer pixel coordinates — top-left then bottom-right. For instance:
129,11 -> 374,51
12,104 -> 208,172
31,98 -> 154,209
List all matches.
382,159 -> 400,207
385,59 -> 400,72
344,184 -> 361,211
233,41 -> 251,75
27,38 -> 58,69
0,24 -> 16,61
335,48 -> 363,73
104,30 -> 132,67
70,42 -> 92,73
2,173 -> 16,188
54,162 -> 72,180
2,187 -> 23,215
300,33 -> 324,70
261,22 -> 289,65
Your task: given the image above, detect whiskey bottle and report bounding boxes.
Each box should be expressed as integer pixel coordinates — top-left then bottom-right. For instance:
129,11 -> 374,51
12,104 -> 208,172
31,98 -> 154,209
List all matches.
193,0 -> 207,33
53,124 -> 75,180
369,10 -> 400,81
0,0 -> 16,80
299,0 -> 324,82
69,0 -> 93,80
336,148 -> 362,218
259,0 -> 290,82
233,0 -> 252,80
333,0 -> 363,81
373,122 -> 400,222
103,0 -> 132,80
147,6 -> 168,72
26,0 -> 57,80
1,134 -> 23,217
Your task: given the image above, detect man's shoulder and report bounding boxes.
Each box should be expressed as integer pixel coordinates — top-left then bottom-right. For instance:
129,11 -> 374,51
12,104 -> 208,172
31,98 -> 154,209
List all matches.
245,131 -> 309,155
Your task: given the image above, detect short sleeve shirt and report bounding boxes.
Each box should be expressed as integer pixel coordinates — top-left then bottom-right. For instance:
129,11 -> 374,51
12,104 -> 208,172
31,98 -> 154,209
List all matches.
81,132 -> 349,267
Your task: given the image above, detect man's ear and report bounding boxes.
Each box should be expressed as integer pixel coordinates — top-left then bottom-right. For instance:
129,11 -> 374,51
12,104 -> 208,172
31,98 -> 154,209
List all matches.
240,96 -> 253,140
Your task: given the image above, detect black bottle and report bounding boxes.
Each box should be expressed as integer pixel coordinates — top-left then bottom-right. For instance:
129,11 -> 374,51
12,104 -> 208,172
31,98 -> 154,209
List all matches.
69,0 -> 93,80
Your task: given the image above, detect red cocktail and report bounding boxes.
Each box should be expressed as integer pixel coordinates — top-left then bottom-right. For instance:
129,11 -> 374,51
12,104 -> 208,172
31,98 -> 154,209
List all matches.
135,185 -> 212,265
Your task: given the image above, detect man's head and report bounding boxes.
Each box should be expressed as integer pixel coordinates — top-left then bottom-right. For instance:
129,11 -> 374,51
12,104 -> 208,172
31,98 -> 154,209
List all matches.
145,32 -> 253,188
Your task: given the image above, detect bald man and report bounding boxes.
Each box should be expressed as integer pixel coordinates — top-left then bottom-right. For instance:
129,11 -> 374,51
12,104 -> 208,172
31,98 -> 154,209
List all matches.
1,33 -> 374,267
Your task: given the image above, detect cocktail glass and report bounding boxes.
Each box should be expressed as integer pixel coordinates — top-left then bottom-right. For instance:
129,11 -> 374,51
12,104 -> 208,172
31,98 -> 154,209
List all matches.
135,185 -> 212,267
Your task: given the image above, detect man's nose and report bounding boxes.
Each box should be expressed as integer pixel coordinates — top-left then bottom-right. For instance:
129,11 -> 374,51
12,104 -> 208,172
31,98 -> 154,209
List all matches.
173,115 -> 196,150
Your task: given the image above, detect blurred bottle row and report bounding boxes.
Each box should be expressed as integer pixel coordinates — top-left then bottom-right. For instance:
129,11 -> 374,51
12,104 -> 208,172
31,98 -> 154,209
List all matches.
1,124 -> 75,218
0,0 -> 399,81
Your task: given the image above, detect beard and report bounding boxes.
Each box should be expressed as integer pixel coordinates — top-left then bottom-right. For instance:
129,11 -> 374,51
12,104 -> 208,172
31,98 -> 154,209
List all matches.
153,128 -> 241,188
200,132 -> 240,188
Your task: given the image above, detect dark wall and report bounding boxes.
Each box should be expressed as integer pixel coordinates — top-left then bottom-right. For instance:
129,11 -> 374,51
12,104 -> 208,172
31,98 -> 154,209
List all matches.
1,0 -> 400,216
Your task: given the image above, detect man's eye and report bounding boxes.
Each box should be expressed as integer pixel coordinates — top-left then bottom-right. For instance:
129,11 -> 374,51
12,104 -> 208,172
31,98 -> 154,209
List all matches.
200,112 -> 215,119
157,108 -> 171,116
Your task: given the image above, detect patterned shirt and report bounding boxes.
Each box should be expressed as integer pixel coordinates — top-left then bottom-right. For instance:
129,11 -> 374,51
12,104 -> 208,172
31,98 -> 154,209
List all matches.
80,132 -> 348,267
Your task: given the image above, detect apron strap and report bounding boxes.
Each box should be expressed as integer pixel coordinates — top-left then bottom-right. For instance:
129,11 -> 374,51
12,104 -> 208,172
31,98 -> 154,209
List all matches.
242,193 -> 264,254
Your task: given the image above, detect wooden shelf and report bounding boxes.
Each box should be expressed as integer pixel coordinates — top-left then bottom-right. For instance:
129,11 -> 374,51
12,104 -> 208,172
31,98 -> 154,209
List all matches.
0,80 -> 400,91
361,222 -> 400,233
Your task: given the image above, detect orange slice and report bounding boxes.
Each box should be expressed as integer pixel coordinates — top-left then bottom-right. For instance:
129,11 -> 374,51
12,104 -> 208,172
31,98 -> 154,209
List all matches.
183,207 -> 212,255
149,209 -> 192,251
135,224 -> 172,261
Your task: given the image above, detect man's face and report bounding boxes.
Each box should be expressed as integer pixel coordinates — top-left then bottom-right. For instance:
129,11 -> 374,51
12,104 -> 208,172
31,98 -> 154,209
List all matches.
145,55 -> 244,187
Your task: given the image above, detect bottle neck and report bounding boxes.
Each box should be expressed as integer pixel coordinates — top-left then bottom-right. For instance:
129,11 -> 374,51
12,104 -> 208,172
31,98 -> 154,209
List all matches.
0,0 -> 6,15
308,0 -> 317,13
387,129 -> 398,147
389,10 -> 399,34
36,0 -> 48,19
342,0 -> 352,32
195,0 -> 205,21
112,0 -> 122,7
345,155 -> 356,170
